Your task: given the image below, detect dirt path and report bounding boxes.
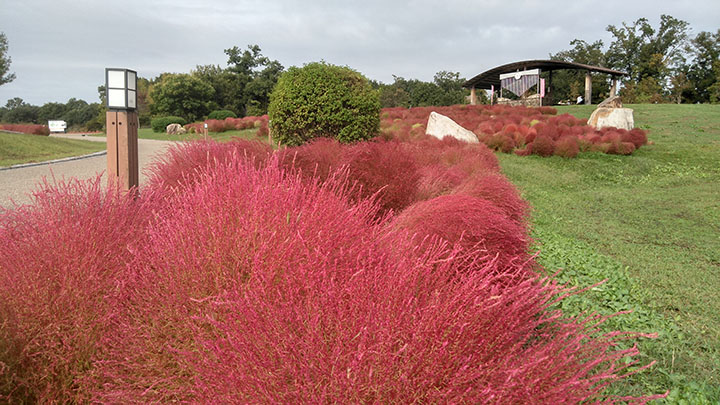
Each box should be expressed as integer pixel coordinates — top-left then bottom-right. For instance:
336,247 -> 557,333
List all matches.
0,135 -> 175,209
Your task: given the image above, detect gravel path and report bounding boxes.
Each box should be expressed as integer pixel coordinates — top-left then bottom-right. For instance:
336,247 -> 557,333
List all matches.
0,134 -> 175,209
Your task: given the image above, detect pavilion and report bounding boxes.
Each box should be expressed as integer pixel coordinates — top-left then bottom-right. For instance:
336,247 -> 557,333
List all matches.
463,60 -> 628,105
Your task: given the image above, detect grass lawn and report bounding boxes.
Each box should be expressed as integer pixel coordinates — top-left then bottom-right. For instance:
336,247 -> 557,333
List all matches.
498,104 -> 720,401
94,127 -> 263,142
0,131 -> 106,167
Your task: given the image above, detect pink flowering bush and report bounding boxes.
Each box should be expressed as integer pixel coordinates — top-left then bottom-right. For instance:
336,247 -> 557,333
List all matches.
380,104 -> 648,157
0,138 -> 663,402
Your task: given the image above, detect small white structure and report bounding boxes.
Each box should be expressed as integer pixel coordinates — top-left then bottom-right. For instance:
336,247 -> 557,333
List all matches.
48,120 -> 67,133
425,112 -> 479,143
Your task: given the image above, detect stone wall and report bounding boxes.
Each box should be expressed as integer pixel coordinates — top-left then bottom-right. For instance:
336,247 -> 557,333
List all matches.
496,94 -> 542,107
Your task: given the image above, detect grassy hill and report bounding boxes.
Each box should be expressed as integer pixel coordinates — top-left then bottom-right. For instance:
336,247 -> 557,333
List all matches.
498,104 -> 720,401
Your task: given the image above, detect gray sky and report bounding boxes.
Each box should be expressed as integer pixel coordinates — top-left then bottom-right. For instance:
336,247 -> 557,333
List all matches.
1,0 -> 718,106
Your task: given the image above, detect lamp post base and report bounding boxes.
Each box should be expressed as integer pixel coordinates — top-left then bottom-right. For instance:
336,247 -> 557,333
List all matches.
106,110 -> 139,190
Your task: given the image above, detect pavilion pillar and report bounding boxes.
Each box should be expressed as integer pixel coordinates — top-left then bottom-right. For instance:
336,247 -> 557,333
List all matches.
470,86 -> 477,105
584,71 -> 592,105
547,70 -> 553,105
610,77 -> 618,97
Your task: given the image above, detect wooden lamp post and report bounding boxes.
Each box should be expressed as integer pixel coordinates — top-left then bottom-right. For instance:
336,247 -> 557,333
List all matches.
105,68 -> 139,191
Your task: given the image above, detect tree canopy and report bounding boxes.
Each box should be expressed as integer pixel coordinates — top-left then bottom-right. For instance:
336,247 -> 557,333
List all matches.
551,15 -> 718,103
0,32 -> 16,86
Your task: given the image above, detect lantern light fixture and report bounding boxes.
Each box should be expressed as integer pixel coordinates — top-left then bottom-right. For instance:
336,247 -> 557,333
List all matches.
105,68 -> 137,110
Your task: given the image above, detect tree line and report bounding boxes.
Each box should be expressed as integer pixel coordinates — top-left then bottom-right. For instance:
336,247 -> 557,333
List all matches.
0,39 -> 470,130
549,15 -> 720,104
1,15 -> 718,130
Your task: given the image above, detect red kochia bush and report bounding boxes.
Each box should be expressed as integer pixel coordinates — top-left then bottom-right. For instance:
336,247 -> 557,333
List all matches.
0,177 -> 150,402
391,194 -> 531,273
146,138 -> 273,192
555,135 -> 580,158
85,157 -> 657,403
339,140 -> 421,213
0,124 -> 50,136
452,173 -> 530,226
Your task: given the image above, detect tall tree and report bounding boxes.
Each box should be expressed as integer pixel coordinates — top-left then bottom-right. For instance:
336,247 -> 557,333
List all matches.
549,39 -> 609,102
150,73 -> 215,122
0,32 -> 15,86
223,44 -> 284,116
683,29 -> 720,103
605,15 -> 690,101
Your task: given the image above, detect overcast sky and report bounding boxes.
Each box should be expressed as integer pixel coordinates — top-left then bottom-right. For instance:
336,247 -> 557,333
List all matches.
1,0 -> 718,106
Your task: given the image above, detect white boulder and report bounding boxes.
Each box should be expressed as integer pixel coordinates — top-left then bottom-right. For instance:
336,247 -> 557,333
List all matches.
587,107 -> 635,130
166,123 -> 187,135
425,111 -> 479,143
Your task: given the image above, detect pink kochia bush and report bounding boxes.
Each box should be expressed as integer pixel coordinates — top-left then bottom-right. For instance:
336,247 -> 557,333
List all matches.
0,177 -> 152,402
380,104 -> 649,157
0,139 -> 664,402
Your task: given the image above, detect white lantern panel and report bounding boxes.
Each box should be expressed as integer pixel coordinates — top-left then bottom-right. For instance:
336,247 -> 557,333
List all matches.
108,88 -> 127,108
127,90 -> 136,109
107,70 -> 126,89
127,71 -> 136,90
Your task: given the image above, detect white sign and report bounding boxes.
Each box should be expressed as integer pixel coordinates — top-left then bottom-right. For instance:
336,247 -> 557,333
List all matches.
499,69 -> 541,80
48,120 -> 67,133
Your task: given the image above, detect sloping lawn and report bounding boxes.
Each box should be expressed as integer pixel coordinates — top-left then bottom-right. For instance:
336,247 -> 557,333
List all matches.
0,131 -> 106,167
498,104 -> 720,401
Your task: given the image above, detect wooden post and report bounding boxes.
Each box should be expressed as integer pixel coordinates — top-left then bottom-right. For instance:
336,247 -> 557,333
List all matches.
470,86 -> 477,105
610,77 -> 618,97
584,71 -> 592,105
106,110 -> 139,191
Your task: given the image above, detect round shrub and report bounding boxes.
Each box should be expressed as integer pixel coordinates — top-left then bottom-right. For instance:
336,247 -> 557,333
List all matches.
207,110 -> 237,120
268,62 -> 380,146
151,116 -> 187,133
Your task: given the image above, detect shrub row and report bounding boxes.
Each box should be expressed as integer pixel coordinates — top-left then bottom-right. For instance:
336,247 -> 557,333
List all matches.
0,136 -> 663,402
150,116 -> 187,133
0,123 -> 50,136
207,109 -> 237,120
184,115 -> 268,137
380,104 -> 648,158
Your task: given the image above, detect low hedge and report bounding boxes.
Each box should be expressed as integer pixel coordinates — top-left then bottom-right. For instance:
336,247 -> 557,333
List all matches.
151,116 -> 187,133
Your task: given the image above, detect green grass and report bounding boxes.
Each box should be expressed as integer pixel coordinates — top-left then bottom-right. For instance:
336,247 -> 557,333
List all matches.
95,127 -> 263,142
498,104 -> 720,401
0,131 -> 106,167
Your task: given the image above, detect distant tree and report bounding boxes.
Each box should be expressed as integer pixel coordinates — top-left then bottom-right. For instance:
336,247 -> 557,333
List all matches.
377,72 -> 468,108
38,102 -> 68,122
0,32 -> 16,86
549,39 -> 609,102
223,44 -> 284,116
606,15 -> 690,101
192,64 -> 236,112
2,98 -> 39,123
433,71 -> 469,105
683,29 -> 720,103
150,73 -> 215,122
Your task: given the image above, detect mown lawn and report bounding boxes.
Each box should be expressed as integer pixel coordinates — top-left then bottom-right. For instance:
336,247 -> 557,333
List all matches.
0,131 -> 106,167
498,104 -> 720,402
100,127 -> 263,142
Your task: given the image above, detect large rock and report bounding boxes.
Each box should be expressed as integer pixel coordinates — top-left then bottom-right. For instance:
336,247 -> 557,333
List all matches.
166,123 -> 187,135
597,95 -> 623,108
587,107 -> 635,130
425,111 -> 478,143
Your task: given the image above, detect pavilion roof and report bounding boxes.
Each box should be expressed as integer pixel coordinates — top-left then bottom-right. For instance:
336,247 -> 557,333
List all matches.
463,59 -> 627,89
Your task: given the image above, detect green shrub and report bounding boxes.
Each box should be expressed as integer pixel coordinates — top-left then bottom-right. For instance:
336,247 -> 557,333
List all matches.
207,110 -> 237,120
268,62 -> 380,146
150,116 -> 187,133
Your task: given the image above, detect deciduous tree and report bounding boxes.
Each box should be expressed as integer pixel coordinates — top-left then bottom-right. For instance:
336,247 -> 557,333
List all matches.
0,32 -> 15,86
